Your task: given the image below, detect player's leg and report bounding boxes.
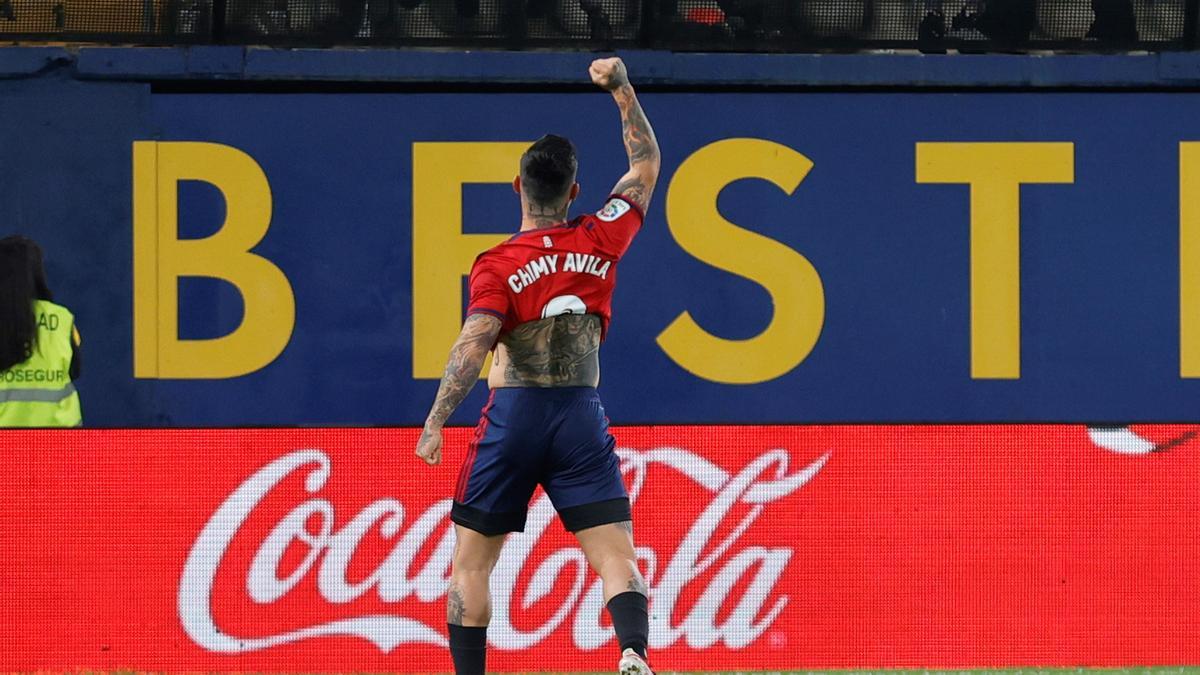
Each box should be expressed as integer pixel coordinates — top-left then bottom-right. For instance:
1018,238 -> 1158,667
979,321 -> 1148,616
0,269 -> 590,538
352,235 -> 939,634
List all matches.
574,520 -> 651,671
447,389 -> 540,675
574,520 -> 645,600
447,524 -> 506,675
542,388 -> 652,672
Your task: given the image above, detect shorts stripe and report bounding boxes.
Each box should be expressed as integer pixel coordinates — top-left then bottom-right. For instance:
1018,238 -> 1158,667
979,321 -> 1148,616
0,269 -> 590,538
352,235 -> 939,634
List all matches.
455,389 -> 496,502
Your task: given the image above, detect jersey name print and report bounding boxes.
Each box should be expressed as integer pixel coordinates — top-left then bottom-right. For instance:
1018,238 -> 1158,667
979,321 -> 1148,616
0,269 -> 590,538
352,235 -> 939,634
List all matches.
507,252 -> 612,294
466,195 -> 643,340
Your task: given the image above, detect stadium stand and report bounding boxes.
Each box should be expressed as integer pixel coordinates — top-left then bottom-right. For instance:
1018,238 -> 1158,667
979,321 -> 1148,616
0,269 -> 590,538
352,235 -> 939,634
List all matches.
0,0 -> 1194,53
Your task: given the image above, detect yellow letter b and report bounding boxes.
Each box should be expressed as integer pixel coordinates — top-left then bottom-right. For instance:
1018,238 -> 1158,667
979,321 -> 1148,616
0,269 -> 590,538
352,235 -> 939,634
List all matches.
133,141 -> 295,379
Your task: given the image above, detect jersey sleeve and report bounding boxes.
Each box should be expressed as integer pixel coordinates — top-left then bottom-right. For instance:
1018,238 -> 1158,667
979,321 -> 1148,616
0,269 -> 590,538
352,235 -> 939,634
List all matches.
466,258 -> 511,324
584,194 -> 644,257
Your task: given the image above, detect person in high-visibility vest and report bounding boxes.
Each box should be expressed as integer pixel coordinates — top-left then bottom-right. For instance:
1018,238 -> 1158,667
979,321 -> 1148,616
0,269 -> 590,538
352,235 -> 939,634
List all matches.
0,236 -> 82,427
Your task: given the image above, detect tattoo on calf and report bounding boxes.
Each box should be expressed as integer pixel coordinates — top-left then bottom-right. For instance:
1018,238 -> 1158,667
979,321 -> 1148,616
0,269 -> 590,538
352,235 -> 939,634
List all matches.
626,572 -> 648,596
447,581 -> 466,625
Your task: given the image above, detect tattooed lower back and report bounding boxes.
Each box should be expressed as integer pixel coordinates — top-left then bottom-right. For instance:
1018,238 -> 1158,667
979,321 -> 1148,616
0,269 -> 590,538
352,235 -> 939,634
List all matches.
490,314 -> 601,388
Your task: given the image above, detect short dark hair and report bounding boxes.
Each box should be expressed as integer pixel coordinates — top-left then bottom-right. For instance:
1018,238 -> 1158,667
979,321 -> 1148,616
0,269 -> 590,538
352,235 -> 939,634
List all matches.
520,134 -> 578,206
0,235 -> 53,372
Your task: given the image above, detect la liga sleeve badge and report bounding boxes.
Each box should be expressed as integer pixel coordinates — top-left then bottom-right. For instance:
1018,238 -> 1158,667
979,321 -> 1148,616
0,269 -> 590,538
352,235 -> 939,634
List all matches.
596,198 -> 631,222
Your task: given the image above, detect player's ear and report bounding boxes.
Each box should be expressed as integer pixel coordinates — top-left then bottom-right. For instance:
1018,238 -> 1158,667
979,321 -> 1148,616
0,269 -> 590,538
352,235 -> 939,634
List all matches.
512,176 -> 522,195
569,182 -> 580,201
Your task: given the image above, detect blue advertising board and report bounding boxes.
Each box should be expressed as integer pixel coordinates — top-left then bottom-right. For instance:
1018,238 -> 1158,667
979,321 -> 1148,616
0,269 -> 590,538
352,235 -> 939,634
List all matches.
7,85 -> 1200,425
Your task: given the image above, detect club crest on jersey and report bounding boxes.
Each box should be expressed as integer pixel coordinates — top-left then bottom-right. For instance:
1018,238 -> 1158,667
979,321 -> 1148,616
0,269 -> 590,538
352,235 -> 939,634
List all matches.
596,198 -> 630,222
507,252 -> 612,293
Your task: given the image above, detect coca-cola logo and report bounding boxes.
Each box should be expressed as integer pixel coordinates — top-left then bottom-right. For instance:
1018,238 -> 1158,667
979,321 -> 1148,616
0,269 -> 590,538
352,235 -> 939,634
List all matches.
178,445 -> 829,653
1086,425 -> 1199,455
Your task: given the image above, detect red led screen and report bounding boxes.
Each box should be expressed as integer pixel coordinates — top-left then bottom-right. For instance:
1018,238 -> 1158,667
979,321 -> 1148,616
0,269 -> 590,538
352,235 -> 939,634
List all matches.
1,425 -> 1197,671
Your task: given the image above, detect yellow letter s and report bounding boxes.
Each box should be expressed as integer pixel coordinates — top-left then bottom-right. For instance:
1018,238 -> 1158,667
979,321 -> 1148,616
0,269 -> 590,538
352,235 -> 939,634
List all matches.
657,138 -> 825,385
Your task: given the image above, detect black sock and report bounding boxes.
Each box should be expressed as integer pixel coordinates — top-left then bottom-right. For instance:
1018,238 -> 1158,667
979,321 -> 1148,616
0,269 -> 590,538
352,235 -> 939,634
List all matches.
606,590 -> 649,659
448,624 -> 488,675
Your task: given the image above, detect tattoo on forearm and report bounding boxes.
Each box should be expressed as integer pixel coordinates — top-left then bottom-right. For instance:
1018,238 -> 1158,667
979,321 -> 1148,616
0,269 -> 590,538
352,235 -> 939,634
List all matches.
616,87 -> 657,164
447,580 -> 466,624
501,314 -> 600,387
426,314 -> 502,429
612,84 -> 660,211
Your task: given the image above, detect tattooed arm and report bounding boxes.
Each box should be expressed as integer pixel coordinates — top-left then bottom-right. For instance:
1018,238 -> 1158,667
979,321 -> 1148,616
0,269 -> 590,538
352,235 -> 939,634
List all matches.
415,313 -> 503,466
588,57 -> 661,213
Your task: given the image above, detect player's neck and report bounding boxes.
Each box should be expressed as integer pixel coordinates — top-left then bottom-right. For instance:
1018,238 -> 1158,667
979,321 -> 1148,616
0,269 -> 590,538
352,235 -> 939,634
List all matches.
519,200 -> 569,232
520,217 -> 568,231
518,207 -> 568,230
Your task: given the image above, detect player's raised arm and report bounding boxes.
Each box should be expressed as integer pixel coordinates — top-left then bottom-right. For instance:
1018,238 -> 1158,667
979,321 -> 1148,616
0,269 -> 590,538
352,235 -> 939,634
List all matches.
415,313 -> 502,466
590,57 -> 660,214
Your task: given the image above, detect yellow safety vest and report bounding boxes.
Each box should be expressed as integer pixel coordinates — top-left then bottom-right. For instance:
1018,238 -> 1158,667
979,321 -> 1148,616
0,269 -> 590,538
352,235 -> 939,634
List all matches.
0,299 -> 82,427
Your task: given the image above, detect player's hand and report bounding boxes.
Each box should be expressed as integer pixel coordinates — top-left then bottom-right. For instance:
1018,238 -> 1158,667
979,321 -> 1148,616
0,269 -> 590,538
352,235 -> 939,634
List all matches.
589,57 -> 629,92
415,425 -> 443,466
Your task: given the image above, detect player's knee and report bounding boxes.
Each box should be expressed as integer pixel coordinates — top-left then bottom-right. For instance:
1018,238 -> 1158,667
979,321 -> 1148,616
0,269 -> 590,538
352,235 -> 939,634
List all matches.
612,555 -> 641,579
595,556 -> 646,599
451,545 -> 503,575
592,548 -> 638,579
457,552 -> 501,574
451,564 -> 497,588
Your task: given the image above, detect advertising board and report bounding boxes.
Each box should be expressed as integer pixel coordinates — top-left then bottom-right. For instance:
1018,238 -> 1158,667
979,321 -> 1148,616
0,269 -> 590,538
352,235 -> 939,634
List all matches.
3,424 -> 1197,670
10,92 -> 1200,424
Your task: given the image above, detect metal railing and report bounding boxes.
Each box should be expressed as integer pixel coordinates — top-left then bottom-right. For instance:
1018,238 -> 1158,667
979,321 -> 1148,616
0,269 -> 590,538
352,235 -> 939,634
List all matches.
0,0 -> 1195,51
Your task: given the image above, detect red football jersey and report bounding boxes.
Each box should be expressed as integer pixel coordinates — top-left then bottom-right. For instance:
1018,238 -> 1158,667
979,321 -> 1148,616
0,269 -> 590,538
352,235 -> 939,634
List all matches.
466,194 -> 643,341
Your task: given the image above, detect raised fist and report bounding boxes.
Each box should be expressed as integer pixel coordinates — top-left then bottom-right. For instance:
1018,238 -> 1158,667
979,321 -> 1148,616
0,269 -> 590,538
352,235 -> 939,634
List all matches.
589,57 -> 629,92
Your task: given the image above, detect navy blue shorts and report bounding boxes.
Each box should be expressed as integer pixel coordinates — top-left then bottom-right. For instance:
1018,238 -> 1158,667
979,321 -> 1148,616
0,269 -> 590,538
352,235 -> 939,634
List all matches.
451,386 -> 631,536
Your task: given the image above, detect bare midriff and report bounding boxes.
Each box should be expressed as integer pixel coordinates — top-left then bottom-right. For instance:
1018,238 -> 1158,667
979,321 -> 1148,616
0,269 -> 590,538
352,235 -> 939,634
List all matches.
487,313 -> 601,388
